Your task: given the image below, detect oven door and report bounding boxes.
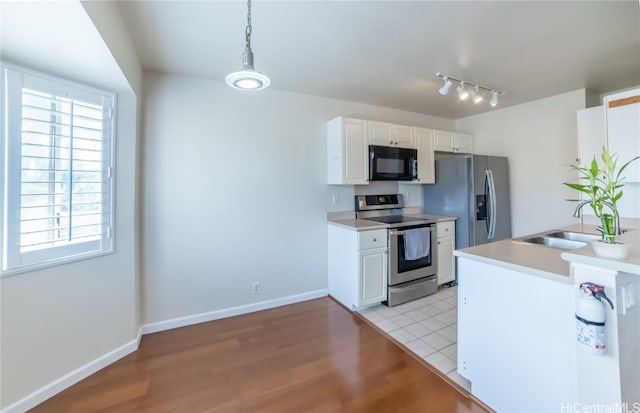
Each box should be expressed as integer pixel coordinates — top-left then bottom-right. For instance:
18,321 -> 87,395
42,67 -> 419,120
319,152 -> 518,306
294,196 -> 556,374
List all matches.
388,225 -> 437,285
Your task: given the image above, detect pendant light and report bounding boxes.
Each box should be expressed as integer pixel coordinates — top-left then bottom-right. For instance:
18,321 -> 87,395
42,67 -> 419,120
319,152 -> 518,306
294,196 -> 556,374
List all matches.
225,0 -> 270,90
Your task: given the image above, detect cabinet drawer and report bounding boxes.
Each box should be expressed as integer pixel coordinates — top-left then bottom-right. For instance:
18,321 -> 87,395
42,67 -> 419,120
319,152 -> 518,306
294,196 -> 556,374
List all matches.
437,221 -> 455,238
359,229 -> 387,250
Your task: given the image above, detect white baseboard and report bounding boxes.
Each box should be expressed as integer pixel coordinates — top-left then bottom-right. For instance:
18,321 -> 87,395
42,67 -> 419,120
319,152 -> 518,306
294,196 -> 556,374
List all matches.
1,290 -> 328,413
2,332 -> 141,413
141,289 -> 329,335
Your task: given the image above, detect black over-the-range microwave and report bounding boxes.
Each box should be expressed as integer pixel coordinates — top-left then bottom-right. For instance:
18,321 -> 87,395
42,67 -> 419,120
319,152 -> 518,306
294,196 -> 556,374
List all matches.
369,145 -> 418,181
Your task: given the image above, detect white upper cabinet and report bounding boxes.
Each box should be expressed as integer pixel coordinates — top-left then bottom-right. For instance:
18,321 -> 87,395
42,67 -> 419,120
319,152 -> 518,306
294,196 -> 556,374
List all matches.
455,133 -> 473,153
433,130 -> 473,153
412,127 -> 435,184
368,121 -> 393,146
392,124 -> 415,148
576,105 -> 606,167
368,121 -> 415,148
327,117 -> 368,185
605,88 -> 640,182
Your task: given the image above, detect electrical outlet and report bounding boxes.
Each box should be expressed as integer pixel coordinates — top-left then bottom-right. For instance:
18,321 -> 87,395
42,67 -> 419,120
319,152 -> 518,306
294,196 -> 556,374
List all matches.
252,281 -> 261,295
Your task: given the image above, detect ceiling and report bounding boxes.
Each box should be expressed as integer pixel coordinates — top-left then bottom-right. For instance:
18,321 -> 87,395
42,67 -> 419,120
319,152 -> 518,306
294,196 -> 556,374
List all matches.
117,1 -> 640,119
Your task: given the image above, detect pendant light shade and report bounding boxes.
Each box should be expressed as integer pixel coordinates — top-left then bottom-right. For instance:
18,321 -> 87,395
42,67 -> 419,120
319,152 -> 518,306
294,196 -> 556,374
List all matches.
226,0 -> 270,90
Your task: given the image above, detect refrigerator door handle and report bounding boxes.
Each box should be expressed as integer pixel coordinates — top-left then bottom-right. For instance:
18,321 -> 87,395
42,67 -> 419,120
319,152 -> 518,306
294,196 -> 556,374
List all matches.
487,169 -> 497,239
484,171 -> 491,236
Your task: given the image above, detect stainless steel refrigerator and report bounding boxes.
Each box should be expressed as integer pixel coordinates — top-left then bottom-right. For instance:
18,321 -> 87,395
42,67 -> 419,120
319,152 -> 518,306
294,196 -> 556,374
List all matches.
423,153 -> 512,249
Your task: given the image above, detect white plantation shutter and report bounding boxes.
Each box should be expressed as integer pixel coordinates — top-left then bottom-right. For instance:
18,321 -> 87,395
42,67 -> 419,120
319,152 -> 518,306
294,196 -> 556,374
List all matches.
1,64 -> 115,274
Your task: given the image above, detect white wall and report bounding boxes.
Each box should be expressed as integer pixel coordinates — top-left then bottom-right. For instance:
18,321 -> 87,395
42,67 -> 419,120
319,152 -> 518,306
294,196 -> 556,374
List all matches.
141,72 -> 454,324
456,90 -> 586,237
0,1 -> 141,409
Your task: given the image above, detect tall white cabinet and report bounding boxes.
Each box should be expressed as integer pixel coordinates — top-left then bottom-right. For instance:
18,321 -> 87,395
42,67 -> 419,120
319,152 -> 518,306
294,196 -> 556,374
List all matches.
576,106 -> 606,167
604,88 -> 640,183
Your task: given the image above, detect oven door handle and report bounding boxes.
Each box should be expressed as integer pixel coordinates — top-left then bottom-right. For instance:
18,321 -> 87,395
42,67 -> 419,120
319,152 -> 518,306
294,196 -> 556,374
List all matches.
389,227 -> 435,237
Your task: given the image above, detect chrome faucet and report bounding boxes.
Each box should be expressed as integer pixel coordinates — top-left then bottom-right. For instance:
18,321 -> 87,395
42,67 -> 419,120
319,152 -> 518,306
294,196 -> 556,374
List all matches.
573,200 -> 622,235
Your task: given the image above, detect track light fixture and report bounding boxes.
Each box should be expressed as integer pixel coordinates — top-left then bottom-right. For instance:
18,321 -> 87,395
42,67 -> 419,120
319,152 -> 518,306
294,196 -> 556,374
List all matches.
436,73 -> 503,107
438,77 -> 453,96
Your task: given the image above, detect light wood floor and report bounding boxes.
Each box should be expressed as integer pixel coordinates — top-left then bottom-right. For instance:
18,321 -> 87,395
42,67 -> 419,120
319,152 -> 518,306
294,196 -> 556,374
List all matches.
30,297 -> 488,413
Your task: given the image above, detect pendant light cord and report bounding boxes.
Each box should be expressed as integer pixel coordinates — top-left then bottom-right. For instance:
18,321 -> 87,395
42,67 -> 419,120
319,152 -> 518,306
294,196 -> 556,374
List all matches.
245,0 -> 252,49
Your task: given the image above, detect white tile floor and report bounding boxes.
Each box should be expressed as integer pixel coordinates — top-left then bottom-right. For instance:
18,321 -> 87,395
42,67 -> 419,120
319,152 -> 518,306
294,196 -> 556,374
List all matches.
357,285 -> 471,391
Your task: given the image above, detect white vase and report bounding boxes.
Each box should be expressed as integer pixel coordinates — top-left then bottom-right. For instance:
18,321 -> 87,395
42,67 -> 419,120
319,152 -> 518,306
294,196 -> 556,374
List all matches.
591,240 -> 630,259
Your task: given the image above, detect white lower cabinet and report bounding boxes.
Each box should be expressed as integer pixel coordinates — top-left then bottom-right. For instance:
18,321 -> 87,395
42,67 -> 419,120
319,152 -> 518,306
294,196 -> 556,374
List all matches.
328,225 -> 387,309
436,220 -> 455,285
457,257 -> 576,412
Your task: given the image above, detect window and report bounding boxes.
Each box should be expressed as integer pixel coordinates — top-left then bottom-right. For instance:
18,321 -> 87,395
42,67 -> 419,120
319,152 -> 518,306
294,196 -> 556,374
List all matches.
1,63 -> 115,275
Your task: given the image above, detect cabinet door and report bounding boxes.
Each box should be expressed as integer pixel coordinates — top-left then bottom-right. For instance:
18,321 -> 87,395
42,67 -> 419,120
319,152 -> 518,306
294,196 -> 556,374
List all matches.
343,118 -> 368,184
605,89 -> 640,182
433,130 -> 455,151
368,121 -> 393,146
360,247 -> 387,306
436,236 -> 454,285
393,124 -> 415,148
577,106 -> 605,167
414,127 -> 435,183
455,133 -> 473,153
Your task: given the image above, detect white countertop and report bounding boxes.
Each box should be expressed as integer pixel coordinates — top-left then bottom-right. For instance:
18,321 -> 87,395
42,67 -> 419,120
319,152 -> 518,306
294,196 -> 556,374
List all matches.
561,225 -> 640,275
327,218 -> 389,231
455,236 -> 575,284
454,223 -> 640,282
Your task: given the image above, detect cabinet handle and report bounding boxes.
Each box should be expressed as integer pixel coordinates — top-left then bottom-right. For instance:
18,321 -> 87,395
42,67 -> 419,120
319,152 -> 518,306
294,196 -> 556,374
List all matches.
373,238 -> 377,242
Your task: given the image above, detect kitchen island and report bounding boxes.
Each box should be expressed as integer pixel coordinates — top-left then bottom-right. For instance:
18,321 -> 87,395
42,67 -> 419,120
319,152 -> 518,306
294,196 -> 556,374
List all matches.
454,224 -> 639,413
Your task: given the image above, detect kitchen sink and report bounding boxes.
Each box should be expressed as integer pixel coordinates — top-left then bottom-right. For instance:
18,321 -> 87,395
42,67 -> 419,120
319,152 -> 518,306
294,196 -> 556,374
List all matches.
513,229 -> 601,250
544,231 -> 601,243
519,236 -> 587,250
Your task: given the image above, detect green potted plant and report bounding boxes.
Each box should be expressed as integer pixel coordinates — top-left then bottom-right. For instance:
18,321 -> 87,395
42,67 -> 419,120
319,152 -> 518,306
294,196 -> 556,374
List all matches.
564,146 -> 639,258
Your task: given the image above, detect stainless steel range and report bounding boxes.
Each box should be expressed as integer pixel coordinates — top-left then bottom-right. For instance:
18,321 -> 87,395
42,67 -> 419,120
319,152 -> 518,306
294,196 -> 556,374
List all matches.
355,194 -> 438,306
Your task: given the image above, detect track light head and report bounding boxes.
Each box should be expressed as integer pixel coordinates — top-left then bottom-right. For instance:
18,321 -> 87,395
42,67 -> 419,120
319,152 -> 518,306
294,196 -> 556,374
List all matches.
457,82 -> 469,100
439,77 -> 453,96
471,86 -> 483,104
490,91 -> 499,107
